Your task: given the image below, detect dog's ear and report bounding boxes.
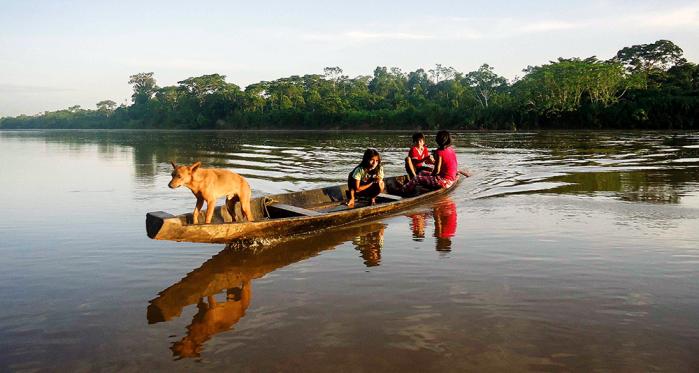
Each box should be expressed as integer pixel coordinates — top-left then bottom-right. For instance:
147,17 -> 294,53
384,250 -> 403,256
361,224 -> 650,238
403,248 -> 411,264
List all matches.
170,161 -> 177,169
191,161 -> 201,173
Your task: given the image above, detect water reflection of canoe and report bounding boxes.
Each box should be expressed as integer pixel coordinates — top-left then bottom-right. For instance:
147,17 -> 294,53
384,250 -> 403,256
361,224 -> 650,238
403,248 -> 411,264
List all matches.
146,175 -> 460,243
147,221 -> 386,323
148,222 -> 386,358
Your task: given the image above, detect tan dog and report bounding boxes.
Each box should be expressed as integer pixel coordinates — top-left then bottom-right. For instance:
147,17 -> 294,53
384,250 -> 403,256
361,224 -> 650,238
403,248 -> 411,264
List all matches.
169,161 -> 254,224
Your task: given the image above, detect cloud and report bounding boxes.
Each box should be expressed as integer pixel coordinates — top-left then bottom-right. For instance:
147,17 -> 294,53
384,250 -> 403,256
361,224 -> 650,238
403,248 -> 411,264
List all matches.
298,4 -> 699,45
302,30 -> 436,43
0,84 -> 74,93
520,20 -> 581,33
515,5 -> 699,35
120,58 -> 255,72
345,31 -> 434,41
621,4 -> 699,28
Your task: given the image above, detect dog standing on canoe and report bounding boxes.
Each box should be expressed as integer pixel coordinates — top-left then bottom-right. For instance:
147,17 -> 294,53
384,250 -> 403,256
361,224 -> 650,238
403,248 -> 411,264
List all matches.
168,161 -> 254,224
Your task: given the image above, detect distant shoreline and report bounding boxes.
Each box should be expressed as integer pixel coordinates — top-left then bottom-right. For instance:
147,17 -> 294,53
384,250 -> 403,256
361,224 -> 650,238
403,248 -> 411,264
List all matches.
2,40 -> 697,131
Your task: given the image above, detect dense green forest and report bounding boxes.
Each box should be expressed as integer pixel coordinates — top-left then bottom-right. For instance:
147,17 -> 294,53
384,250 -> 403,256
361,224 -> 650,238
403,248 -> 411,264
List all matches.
2,40 -> 697,130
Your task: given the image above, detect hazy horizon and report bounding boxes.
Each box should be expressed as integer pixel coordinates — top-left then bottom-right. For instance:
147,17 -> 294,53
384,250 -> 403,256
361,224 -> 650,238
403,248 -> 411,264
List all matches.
2,0 -> 699,117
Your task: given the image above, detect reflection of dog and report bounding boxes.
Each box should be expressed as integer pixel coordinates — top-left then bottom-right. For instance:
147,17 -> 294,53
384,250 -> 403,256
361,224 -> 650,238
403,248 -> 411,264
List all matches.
171,284 -> 251,358
169,161 -> 253,224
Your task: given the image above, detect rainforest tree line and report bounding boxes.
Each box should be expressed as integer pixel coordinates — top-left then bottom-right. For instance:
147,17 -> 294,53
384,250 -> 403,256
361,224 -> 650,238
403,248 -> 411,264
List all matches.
2,40 -> 697,130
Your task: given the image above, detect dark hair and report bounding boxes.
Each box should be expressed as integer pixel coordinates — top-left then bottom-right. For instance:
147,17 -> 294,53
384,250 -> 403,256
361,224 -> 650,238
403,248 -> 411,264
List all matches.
412,132 -> 425,144
360,148 -> 382,170
435,130 -> 452,150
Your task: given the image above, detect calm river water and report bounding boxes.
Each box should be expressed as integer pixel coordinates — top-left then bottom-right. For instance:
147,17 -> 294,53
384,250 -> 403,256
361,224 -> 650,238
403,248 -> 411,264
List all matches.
1,130 -> 698,372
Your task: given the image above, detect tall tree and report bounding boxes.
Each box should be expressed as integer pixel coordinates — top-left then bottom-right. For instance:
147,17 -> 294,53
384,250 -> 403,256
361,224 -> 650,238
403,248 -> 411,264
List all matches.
514,57 -> 642,115
177,74 -> 236,99
243,83 -> 267,113
368,67 -> 407,109
323,66 -> 344,89
128,72 -> 158,105
96,100 -> 117,113
406,69 -> 431,107
464,64 -> 507,108
614,40 -> 685,73
176,74 -> 242,128
428,64 -> 456,83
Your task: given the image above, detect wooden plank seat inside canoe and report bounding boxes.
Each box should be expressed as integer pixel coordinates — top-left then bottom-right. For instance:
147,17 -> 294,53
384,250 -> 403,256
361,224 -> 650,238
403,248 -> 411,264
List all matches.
318,192 -> 403,213
266,203 -> 323,218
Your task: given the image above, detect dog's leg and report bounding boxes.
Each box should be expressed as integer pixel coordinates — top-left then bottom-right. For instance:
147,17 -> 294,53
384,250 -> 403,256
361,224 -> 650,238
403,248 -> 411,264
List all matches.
205,198 -> 216,224
206,295 -> 217,307
240,188 -> 254,222
193,197 -> 204,224
226,195 -> 240,222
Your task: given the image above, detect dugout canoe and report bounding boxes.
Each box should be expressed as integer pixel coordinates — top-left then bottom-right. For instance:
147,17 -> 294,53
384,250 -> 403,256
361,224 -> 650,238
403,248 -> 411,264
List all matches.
146,175 -> 461,244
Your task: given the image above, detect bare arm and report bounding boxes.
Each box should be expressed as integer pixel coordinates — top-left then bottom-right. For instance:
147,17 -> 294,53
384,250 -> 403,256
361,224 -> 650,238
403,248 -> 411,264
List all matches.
355,178 -> 375,192
411,155 -> 431,163
347,177 -> 376,207
432,155 -> 442,176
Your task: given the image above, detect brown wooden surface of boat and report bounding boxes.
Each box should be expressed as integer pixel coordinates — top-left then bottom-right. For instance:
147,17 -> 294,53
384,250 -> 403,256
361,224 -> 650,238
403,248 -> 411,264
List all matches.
146,175 -> 461,243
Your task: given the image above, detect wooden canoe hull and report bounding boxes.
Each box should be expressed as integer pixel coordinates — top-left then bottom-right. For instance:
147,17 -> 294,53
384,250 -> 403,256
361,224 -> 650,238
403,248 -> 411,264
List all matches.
146,175 -> 460,244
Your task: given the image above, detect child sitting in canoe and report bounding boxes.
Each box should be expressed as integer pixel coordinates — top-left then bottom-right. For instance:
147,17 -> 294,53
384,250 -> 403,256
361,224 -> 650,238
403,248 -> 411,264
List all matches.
405,132 -> 434,179
403,130 -> 470,193
346,148 -> 385,208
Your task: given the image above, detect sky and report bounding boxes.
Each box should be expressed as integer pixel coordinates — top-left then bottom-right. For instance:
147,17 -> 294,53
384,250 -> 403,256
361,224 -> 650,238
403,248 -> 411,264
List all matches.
1,0 -> 698,117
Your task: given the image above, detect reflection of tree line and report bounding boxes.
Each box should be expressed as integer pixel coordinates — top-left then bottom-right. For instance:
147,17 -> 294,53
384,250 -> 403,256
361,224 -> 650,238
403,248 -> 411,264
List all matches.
1,131 -> 235,179
552,171 -> 691,203
0,131 -> 460,180
5,130 -> 694,201
0,131 -> 310,180
148,201 -> 459,359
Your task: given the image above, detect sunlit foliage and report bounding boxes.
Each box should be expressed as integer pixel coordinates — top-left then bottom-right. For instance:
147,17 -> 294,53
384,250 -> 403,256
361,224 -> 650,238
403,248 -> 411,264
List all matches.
1,40 -> 696,130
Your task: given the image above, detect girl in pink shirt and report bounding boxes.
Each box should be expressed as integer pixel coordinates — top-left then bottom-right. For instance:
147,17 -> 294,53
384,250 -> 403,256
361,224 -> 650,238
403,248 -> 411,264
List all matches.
403,130 -> 469,192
